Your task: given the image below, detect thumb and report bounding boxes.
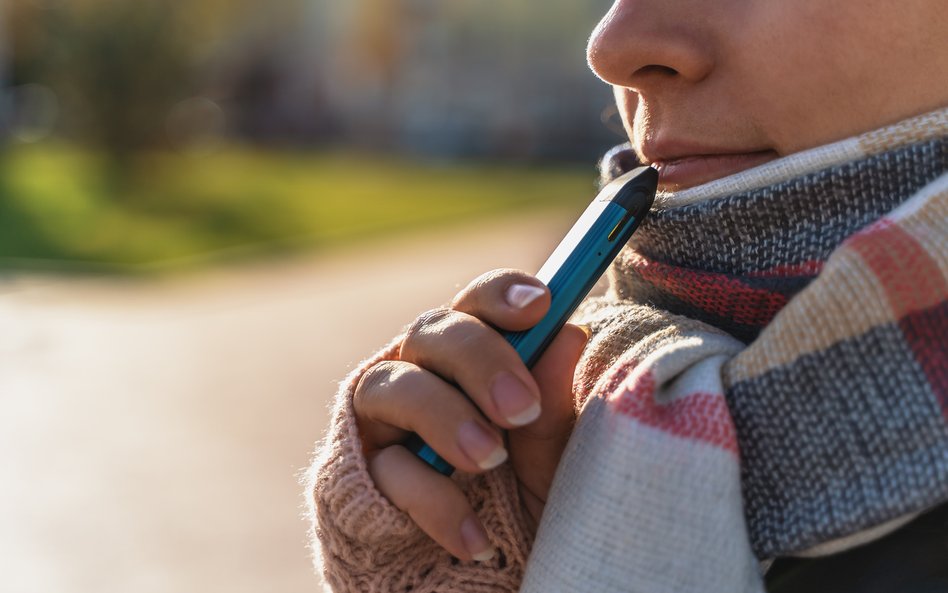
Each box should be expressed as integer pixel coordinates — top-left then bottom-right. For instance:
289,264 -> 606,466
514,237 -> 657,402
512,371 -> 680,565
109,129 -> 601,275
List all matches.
508,323 -> 588,510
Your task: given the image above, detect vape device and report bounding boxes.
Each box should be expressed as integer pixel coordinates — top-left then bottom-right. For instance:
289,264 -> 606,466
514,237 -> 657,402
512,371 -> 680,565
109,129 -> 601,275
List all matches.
405,165 -> 658,476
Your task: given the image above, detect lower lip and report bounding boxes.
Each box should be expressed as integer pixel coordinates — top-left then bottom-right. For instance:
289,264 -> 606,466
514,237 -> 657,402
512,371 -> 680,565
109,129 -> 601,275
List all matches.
652,151 -> 778,191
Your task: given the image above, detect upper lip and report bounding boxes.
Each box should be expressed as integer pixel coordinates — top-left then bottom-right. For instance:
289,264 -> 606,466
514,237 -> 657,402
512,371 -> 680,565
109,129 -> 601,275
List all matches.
640,138 -> 775,164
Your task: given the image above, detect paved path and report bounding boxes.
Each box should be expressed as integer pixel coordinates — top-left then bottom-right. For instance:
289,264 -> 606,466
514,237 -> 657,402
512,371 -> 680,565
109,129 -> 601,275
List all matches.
0,211 -> 573,593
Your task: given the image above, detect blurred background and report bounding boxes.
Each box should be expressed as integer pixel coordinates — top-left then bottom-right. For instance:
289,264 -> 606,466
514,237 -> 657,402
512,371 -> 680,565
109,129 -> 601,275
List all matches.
0,0 -> 622,590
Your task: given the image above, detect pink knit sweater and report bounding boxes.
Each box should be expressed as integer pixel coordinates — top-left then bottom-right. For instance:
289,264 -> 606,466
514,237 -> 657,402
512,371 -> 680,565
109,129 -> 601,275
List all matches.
305,337 -> 536,592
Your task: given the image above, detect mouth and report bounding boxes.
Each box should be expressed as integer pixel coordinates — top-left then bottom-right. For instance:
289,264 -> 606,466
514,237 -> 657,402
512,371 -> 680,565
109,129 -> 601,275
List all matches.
647,148 -> 779,191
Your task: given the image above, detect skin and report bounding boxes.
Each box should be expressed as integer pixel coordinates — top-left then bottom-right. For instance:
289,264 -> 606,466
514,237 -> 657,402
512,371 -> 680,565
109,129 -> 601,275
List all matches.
353,0 -> 948,563
590,0 -> 948,190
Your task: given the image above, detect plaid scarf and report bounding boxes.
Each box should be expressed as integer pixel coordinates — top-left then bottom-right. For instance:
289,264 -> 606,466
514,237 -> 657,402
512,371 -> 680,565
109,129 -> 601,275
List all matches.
521,109 -> 948,592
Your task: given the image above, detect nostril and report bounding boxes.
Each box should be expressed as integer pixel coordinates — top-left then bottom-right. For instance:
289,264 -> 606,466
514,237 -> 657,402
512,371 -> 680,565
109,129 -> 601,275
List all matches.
636,65 -> 679,77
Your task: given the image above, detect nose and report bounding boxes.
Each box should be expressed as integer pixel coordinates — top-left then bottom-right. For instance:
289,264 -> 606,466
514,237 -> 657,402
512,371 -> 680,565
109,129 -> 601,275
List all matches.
587,0 -> 715,89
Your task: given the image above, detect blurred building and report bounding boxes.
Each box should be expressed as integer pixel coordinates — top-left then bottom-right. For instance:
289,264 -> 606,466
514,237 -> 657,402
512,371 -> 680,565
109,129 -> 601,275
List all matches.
240,0 -> 621,162
2,0 -> 623,163
306,0 -> 620,161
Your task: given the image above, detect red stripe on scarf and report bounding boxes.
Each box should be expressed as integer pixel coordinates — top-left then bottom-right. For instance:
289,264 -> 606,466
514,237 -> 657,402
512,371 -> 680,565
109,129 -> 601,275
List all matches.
610,369 -> 738,454
848,220 -> 948,418
848,219 -> 947,315
746,260 -> 824,278
626,252 -> 788,328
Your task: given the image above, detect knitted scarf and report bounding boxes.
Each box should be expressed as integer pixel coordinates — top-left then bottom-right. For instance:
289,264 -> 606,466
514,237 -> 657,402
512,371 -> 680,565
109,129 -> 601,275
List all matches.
307,108 -> 948,593
520,108 -> 948,592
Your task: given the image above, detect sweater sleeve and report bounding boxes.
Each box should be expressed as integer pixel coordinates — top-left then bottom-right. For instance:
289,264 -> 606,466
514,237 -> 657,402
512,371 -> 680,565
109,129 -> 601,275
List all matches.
304,336 -> 535,593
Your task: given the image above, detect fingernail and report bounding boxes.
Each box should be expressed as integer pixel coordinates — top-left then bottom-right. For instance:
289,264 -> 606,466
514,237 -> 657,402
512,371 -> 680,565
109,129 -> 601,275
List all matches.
505,283 -> 545,309
460,515 -> 495,562
458,420 -> 508,470
491,372 -> 541,426
576,324 -> 592,339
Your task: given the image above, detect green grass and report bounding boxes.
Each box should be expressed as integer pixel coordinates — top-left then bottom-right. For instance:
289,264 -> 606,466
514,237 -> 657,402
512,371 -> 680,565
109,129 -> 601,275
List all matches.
0,144 -> 599,273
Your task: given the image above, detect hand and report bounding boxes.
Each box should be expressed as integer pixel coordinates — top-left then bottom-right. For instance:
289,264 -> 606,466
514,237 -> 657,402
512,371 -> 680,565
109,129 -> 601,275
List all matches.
352,269 -> 587,562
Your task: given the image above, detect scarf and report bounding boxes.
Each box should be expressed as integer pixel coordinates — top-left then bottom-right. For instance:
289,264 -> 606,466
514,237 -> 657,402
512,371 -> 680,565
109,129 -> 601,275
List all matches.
520,108 -> 948,592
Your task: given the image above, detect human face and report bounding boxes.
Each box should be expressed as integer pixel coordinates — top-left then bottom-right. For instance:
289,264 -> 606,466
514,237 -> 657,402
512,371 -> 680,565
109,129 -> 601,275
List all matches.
588,0 -> 948,190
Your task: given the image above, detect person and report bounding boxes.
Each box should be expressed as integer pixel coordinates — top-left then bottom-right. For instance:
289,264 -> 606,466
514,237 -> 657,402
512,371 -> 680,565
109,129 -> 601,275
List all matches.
305,1 -> 948,591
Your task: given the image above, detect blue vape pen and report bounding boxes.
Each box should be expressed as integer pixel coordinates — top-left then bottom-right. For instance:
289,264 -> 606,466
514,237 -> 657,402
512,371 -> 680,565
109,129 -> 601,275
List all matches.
405,165 -> 658,476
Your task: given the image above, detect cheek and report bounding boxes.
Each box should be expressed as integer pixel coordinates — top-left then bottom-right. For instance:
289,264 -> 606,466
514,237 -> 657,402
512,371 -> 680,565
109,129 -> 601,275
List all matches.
729,0 -> 916,153
727,5 -> 850,150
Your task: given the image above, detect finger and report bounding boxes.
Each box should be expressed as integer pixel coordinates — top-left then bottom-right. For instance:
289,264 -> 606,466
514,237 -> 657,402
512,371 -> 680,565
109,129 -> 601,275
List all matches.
509,324 -> 588,505
401,308 -> 542,429
353,360 -> 507,474
368,445 -> 496,562
451,268 -> 550,332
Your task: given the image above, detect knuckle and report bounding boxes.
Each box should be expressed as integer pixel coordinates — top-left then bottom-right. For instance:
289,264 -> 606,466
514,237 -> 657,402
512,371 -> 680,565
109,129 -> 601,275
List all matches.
356,360 -> 394,395
354,361 -> 412,411
402,307 -> 472,360
404,307 -> 454,343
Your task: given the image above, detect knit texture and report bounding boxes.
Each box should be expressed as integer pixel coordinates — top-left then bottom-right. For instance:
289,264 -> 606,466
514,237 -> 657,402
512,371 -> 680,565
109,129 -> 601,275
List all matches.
522,306 -> 760,592
306,107 -> 948,592
306,336 -> 535,592
522,109 -> 948,592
